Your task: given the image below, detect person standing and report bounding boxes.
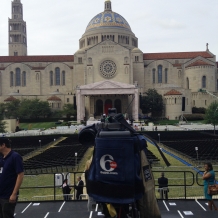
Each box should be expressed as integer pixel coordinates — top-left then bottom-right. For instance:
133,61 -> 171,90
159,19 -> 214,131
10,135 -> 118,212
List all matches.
62,179 -> 72,201
75,176 -> 84,200
0,137 -> 24,218
158,172 -> 168,200
202,162 -> 217,210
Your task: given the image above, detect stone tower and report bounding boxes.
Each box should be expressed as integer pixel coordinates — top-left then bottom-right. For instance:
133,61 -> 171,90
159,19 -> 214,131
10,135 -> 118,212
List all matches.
8,0 -> 27,56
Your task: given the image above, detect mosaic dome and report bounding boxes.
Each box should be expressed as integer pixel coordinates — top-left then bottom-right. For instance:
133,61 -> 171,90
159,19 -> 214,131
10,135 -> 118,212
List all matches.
86,11 -> 132,33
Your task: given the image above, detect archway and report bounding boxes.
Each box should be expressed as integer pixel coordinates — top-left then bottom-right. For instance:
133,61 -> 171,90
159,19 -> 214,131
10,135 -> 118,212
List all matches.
96,99 -> 103,116
104,99 -> 112,115
114,99 -> 122,113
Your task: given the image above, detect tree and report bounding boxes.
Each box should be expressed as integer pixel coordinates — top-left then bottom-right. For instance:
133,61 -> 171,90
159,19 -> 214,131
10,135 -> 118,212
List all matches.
62,104 -> 77,119
4,99 -> 21,119
140,89 -> 164,117
204,101 -> 218,135
0,120 -> 6,133
0,103 -> 6,120
19,99 -> 52,118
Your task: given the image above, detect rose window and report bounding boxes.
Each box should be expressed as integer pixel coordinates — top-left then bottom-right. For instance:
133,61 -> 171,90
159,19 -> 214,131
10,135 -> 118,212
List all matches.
100,60 -> 117,78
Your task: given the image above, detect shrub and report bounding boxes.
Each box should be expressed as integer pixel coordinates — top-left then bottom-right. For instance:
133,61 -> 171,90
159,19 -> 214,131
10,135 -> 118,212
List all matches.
192,107 -> 206,114
180,114 -> 205,121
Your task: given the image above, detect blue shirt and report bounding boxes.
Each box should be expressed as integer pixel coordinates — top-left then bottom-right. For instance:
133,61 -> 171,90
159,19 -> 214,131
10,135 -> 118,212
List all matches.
0,150 -> 24,198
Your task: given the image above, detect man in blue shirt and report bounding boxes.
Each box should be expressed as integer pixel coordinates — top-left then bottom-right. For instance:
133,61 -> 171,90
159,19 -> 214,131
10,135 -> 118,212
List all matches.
0,137 -> 24,218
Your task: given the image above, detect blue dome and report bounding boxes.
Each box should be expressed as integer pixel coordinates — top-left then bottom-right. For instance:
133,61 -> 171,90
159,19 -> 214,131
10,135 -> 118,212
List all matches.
86,11 -> 132,32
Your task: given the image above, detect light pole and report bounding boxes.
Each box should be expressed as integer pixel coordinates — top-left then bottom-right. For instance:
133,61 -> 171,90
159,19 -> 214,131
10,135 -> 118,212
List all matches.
39,140 -> 41,149
213,107 -> 218,135
195,147 -> 198,166
158,133 -> 160,144
75,152 -> 77,169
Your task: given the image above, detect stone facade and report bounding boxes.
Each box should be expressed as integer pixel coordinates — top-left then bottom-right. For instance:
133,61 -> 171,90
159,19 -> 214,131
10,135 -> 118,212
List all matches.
0,0 -> 218,121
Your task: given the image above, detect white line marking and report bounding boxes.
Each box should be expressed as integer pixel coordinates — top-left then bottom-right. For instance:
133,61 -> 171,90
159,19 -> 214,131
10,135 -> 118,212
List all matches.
44,212 -> 49,218
195,199 -> 207,211
89,211 -> 93,218
21,202 -> 32,213
178,210 -> 184,218
95,204 -> 98,212
163,200 -> 169,211
58,201 -> 65,212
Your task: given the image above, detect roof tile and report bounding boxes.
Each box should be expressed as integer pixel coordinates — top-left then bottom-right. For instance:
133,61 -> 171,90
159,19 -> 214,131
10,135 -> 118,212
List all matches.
164,89 -> 182,96
186,59 -> 213,68
47,95 -> 61,101
4,96 -> 17,102
0,55 -> 74,63
143,51 -> 213,60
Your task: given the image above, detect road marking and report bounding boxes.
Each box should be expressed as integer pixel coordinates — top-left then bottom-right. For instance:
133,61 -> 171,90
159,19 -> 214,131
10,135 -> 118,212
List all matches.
195,199 -> 207,211
44,212 -> 49,218
89,211 -> 93,218
95,204 -> 98,211
177,210 -> 184,218
163,200 -> 169,211
21,202 -> 32,213
58,201 -> 65,212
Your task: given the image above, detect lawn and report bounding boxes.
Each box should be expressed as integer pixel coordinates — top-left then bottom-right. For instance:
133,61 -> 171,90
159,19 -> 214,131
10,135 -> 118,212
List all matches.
19,122 -> 57,130
17,137 -> 215,201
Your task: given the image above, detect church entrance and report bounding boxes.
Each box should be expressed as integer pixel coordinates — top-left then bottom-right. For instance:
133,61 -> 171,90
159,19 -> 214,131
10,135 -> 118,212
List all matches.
96,99 -> 103,116
104,99 -> 112,115
114,99 -> 122,113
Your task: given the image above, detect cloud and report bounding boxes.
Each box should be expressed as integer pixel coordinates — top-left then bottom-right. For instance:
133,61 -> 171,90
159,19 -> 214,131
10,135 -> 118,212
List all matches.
154,19 -> 186,29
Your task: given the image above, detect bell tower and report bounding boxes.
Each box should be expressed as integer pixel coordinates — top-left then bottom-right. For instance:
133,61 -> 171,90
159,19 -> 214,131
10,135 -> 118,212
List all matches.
105,0 -> 112,11
8,0 -> 27,56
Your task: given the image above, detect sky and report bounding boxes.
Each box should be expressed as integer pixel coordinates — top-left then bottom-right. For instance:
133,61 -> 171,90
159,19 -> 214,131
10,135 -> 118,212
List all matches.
0,0 -> 218,56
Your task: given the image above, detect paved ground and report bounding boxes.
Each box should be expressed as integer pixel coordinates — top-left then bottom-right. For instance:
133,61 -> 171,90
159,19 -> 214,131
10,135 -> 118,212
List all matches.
14,199 -> 218,218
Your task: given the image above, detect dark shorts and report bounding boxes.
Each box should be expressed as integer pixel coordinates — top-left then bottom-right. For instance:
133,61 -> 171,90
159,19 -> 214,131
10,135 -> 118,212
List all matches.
0,199 -> 16,218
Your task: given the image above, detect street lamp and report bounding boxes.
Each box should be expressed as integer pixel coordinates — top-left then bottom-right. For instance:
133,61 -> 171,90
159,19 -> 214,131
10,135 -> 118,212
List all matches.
39,140 -> 41,149
158,133 -> 160,144
213,107 -> 218,135
195,147 -> 198,166
75,152 -> 77,168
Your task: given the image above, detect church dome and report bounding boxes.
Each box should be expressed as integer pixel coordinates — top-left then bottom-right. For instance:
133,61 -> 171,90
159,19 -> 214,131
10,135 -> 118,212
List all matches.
86,11 -> 132,33
85,0 -> 132,33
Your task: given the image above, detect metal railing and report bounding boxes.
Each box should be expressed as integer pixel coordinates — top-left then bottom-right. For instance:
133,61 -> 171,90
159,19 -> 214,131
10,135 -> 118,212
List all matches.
18,170 -> 217,202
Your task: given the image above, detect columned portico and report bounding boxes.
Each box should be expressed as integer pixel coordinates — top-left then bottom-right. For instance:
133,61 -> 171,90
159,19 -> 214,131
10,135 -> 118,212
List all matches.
76,80 -> 139,123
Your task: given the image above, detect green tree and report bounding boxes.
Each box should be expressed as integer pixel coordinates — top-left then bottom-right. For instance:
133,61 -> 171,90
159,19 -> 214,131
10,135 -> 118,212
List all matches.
140,89 -> 164,117
0,120 -> 6,133
4,99 -> 21,119
0,103 -> 6,119
204,101 -> 218,135
19,99 -> 52,118
62,104 -> 77,119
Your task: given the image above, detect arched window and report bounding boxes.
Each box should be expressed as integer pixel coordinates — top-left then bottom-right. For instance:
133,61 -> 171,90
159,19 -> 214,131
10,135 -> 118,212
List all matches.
50,71 -> 53,86
10,71 -> 14,87
36,73 -> 39,81
193,100 -> 195,106
15,68 -> 21,86
152,69 -> 155,83
175,98 -> 177,104
202,76 -> 206,88
22,71 -> 26,86
158,65 -> 162,83
62,71 -> 65,86
55,67 -> 60,85
165,68 -> 168,83
186,77 -> 189,89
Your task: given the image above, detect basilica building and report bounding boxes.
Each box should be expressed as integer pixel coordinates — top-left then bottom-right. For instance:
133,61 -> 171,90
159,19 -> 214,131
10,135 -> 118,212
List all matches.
0,0 -> 217,122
